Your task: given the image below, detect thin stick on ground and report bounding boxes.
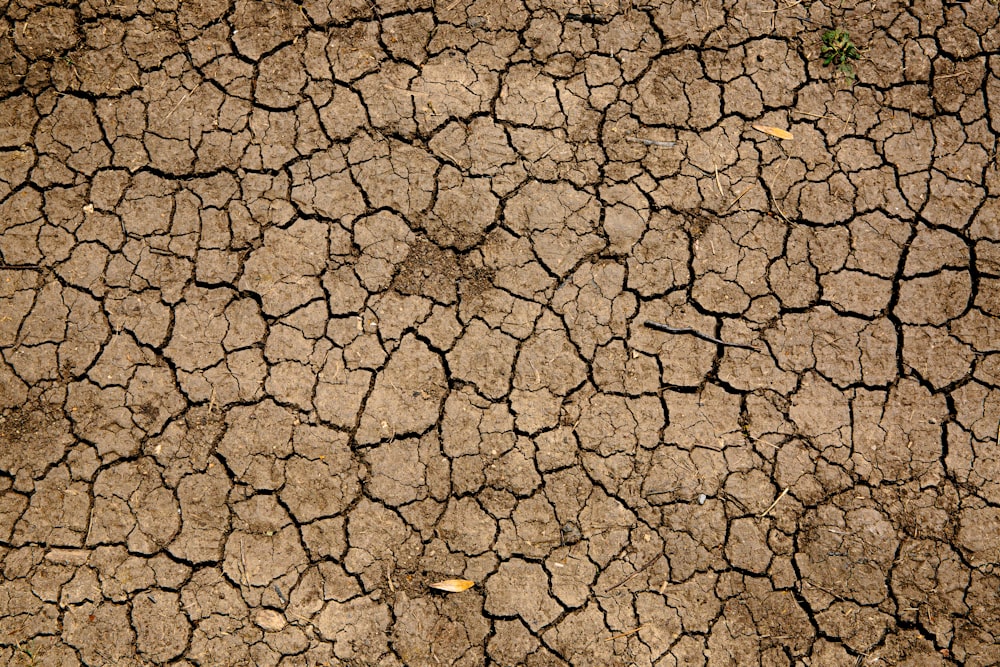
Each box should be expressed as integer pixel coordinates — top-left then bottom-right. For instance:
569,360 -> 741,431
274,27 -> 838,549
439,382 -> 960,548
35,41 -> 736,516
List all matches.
605,625 -> 646,641
626,136 -> 677,148
792,109 -> 833,119
607,553 -> 661,591
723,184 -> 755,212
644,321 -> 758,350
759,487 -> 789,518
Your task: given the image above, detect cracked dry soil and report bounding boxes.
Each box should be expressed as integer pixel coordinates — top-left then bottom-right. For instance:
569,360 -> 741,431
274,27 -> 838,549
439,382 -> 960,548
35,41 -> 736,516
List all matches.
1,0 -> 999,665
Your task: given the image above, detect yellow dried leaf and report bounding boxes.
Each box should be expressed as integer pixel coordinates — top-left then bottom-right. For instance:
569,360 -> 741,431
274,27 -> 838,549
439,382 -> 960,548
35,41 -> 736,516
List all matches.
752,124 -> 794,140
429,579 -> 475,593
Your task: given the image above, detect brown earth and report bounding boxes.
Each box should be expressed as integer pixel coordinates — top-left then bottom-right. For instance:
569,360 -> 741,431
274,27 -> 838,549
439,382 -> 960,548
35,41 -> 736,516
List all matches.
1,0 -> 999,665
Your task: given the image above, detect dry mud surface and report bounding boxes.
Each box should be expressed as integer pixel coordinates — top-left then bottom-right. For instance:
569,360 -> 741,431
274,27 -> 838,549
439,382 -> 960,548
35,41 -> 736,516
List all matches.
1,0 -> 1000,665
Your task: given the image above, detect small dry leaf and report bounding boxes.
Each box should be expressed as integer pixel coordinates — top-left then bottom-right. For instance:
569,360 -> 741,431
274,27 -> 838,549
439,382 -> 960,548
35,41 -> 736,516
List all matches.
429,579 -> 475,593
752,124 -> 794,140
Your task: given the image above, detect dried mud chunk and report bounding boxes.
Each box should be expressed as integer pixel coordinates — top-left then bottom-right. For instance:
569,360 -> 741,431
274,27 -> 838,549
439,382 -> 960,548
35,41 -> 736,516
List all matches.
853,380 -> 947,485
314,349 -> 371,428
745,39 -> 806,106
354,211 -> 415,291
789,372 -> 851,454
35,95 -> 110,176
243,108 -> 300,170
798,503 -> 898,607
217,400 -> 296,491
922,170 -> 985,229
326,21 -> 385,82
413,49 -> 498,133
89,458 -> 180,553
632,295 -> 719,387
627,211 -> 691,296
356,60 -> 418,137
891,539 -> 968,644
895,269 -> 972,325
428,117 -> 518,178
183,590 -> 254,664
127,365 -> 185,435
317,84 -> 368,142
365,436 -> 431,506
905,226 -> 970,276
426,166 -> 497,251
163,286 -> 233,371
820,269 -> 892,317
0,94 -> 36,147
903,326 -> 974,389
460,285 -> 541,340
67,380 -> 144,461
447,319 -> 517,401
496,64 -> 564,128
644,445 -> 726,507
0,147 -> 33,201
661,383 -> 741,450
356,334 -> 447,444
485,558 -> 562,632
591,339 -> 661,395
63,602 -> 136,665
132,590 -> 190,663
488,619 -> 540,666
290,150 -> 366,221
437,497 -> 497,556
316,594 -> 391,663
441,386 -> 514,459
18,280 -> 67,345
0,578 -> 61,645
393,592 -> 490,666
239,219 -> 327,317
345,499 -> 422,589
514,317 -> 587,396
230,0 -> 308,61
725,518 -> 772,573
0,404 -> 74,481
124,16 -> 182,69
767,308 -> 897,387
104,290 -> 171,348
487,437 -> 542,497
256,42 -> 306,107
0,189 -> 43,265
350,136 -> 438,216
546,544 -> 597,609
168,464 -> 231,564
12,465 -> 89,546
956,504 -> 1000,569
542,602 -> 617,666
635,51 -> 721,129
480,228 -> 555,301
553,260 -> 634,359
176,348 -> 267,407
264,361 -> 316,410
0,491 -> 27,543
224,494 -> 307,587
281,426 -> 361,523
505,181 -> 604,276
573,389 -> 663,456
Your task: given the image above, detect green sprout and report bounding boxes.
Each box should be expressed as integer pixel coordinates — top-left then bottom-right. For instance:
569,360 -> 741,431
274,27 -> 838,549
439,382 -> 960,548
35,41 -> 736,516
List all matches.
820,28 -> 861,84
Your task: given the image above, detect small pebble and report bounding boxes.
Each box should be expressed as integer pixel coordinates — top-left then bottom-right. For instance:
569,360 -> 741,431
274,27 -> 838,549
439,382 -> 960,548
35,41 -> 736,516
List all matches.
561,522 -> 582,545
254,609 -> 287,633
697,494 -> 707,505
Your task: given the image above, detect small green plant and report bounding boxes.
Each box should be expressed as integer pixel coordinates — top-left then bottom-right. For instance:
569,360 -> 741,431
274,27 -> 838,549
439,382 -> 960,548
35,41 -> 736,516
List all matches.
820,28 -> 861,84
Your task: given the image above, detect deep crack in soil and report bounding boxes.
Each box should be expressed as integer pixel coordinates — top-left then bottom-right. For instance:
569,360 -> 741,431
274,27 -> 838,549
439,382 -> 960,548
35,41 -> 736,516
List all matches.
1,0 -> 1000,665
